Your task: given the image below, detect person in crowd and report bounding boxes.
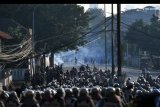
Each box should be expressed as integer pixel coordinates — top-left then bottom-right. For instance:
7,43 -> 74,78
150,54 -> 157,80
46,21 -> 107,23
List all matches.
0,101 -> 5,107
115,88 -> 127,107
74,88 -> 95,107
90,87 -> 102,106
21,90 -> 40,107
65,88 -> 77,107
51,88 -> 66,107
41,89 -> 53,107
1,64 -> 160,107
6,91 -> 20,107
35,91 -> 43,106
0,91 -> 9,106
124,82 -> 134,103
72,87 -> 79,99
96,87 -> 124,107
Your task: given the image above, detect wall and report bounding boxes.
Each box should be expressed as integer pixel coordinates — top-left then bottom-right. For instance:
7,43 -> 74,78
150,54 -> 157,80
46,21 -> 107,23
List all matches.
11,69 -> 27,81
0,75 -> 12,87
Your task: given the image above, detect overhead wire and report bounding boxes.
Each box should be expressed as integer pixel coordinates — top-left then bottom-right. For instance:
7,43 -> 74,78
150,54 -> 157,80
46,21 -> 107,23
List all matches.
0,9 -> 110,63
34,17 -> 111,44
52,20 -> 112,58
51,19 -> 111,52
24,16 -> 111,59
0,37 -> 32,63
105,11 -> 160,40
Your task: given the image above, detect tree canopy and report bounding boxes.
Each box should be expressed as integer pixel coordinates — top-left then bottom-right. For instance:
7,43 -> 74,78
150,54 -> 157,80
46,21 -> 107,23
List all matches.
125,15 -> 160,56
0,4 -> 90,55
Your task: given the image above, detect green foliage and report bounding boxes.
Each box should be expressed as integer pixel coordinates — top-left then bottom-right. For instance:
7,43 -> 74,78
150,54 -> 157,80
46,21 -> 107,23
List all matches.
125,15 -> 160,56
0,4 -> 90,54
8,26 -> 27,42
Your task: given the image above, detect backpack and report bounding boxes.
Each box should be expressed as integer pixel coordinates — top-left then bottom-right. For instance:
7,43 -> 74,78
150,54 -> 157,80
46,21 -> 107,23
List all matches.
77,100 -> 90,107
66,98 -> 76,107
93,99 -> 98,105
51,99 -> 60,107
101,98 -> 118,107
6,100 -> 18,107
41,101 -> 52,107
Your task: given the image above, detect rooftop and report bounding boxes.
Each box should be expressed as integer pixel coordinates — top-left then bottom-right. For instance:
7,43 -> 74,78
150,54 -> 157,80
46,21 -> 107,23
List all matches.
0,31 -> 13,39
144,6 -> 155,9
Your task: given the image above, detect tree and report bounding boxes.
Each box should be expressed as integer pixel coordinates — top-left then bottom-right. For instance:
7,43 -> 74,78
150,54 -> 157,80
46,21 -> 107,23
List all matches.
0,4 -> 90,66
147,14 -> 160,55
125,15 -> 160,69
3,26 -> 29,54
125,17 -> 160,55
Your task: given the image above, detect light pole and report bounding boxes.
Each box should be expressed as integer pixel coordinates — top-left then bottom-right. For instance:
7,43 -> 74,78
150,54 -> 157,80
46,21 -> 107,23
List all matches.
32,6 -> 38,74
117,4 -> 122,76
126,40 -> 129,67
104,4 -> 107,70
111,4 -> 115,77
32,7 -> 36,52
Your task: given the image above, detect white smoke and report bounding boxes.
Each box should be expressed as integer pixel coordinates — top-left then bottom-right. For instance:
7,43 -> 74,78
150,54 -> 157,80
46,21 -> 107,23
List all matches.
54,53 -> 64,65
54,43 -> 107,67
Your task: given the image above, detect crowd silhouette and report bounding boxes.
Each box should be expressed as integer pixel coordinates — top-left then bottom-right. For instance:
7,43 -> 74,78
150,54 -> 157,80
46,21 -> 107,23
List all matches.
0,64 -> 160,107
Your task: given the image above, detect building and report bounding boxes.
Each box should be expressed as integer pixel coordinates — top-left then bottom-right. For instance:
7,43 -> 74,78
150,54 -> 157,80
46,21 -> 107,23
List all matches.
0,31 -> 13,88
0,18 -> 29,87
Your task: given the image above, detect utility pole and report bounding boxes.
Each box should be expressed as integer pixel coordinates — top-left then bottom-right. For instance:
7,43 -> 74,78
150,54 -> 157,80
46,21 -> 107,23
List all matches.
126,41 -> 129,67
111,4 -> 115,77
104,4 -> 107,70
32,6 -> 36,74
32,7 -> 35,50
117,4 -> 122,76
139,48 -> 141,69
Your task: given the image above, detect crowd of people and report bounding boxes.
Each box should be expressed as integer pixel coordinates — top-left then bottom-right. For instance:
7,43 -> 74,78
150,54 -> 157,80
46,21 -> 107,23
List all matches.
0,64 -> 160,107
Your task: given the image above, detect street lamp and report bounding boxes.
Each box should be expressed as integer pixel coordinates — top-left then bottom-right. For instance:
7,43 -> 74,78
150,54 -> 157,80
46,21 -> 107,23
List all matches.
104,4 -> 107,70
32,6 -> 39,74
117,4 -> 122,76
111,4 -> 115,77
32,5 -> 41,53
32,6 -> 37,52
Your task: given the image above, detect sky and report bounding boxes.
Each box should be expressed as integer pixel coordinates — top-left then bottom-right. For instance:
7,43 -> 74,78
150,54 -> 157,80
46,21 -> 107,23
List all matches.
78,4 -> 160,17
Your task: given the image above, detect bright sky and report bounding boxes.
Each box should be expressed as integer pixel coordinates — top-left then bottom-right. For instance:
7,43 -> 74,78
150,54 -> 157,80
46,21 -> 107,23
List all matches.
78,4 -> 160,17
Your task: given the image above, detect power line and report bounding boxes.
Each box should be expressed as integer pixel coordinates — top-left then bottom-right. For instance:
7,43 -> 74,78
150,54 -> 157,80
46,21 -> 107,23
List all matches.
0,9 -> 111,63
29,20 -> 112,59
55,20 -> 111,52
33,8 -> 111,46
32,17 -> 111,54
104,4 -> 107,70
121,21 -> 160,40
57,36 -> 103,58
34,17 -> 111,45
105,11 -> 160,40
0,38 -> 32,63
